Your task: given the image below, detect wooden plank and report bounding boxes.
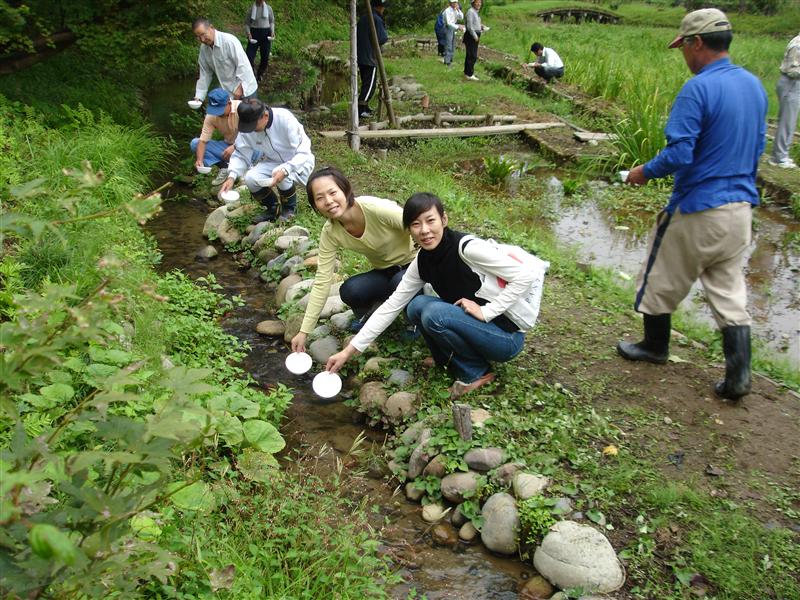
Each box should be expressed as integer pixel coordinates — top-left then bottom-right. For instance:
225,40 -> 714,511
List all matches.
319,122 -> 565,140
574,131 -> 616,142
440,114 -> 517,123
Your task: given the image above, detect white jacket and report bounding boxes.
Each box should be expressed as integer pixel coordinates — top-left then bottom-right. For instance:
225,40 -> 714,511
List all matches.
228,107 -> 315,184
351,236 -> 537,352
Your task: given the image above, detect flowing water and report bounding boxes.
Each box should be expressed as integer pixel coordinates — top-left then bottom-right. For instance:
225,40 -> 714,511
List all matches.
146,197 -> 529,599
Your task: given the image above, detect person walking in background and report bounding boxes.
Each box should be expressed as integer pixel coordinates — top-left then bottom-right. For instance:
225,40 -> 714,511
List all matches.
190,88 -> 240,185
220,99 -> 315,222
434,5 -> 448,57
290,167 -> 418,353
356,0 -> 389,118
192,18 -> 258,101
443,0 -> 464,69
769,32 -> 800,169
464,0 -> 488,81
524,42 -> 564,83
244,0 -> 275,85
619,9 -> 767,402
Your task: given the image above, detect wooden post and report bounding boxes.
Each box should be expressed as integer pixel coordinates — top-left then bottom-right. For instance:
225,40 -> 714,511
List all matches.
349,0 -> 360,152
452,403 -> 472,441
363,0 -> 398,128
434,111 -> 442,127
484,113 -> 494,126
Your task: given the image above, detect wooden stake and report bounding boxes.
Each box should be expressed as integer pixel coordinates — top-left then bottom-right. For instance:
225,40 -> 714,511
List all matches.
348,0 -> 360,152
363,0 -> 397,128
452,403 -> 472,441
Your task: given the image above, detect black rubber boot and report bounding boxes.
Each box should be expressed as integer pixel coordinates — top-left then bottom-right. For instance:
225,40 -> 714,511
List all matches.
714,325 -> 751,400
252,187 -> 279,222
277,185 -> 297,222
617,313 -> 671,364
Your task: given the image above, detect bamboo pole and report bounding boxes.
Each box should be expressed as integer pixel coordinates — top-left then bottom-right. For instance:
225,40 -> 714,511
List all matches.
363,0 -> 398,128
349,0 -> 360,152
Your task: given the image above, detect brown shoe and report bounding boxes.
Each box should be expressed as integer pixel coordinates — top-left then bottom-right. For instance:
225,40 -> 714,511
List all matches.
421,356 -> 436,369
449,373 -> 495,398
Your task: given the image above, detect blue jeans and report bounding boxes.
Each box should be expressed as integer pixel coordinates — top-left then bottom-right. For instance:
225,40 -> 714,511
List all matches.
340,265 -> 407,318
406,295 -> 524,383
444,29 -> 456,65
190,138 -> 229,167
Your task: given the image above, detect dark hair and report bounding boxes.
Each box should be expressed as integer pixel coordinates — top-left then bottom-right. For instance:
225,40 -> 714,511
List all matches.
530,42 -> 543,53
192,17 -> 211,30
238,98 -> 267,120
371,0 -> 385,7
305,167 -> 356,214
402,192 -> 445,229
697,30 -> 733,52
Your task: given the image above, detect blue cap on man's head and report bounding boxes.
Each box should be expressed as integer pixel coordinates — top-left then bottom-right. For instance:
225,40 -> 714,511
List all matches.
207,88 -> 230,116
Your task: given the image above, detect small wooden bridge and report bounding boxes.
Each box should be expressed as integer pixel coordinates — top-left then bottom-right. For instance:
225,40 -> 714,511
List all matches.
536,7 -> 621,24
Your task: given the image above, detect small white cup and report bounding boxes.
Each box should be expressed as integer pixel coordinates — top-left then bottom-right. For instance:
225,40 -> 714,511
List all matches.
618,170 -> 630,183
220,189 -> 240,203
188,99 -> 202,110
196,165 -> 211,174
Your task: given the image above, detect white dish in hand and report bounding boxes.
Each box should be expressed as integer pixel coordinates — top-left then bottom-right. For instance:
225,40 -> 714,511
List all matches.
248,38 -> 258,44
285,352 -> 313,375
312,371 -> 342,399
220,189 -> 240,203
196,165 -> 212,174
618,170 -> 630,183
188,99 -> 202,109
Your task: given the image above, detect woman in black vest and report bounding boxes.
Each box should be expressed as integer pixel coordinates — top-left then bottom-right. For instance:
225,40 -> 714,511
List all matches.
326,192 -> 542,397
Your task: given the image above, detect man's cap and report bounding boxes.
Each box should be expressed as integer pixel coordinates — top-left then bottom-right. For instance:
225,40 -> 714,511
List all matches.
669,8 -> 731,48
237,99 -> 266,133
371,0 -> 386,6
206,88 -> 229,116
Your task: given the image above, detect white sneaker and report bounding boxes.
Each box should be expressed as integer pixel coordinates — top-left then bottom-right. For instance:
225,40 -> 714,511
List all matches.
212,168 -> 229,186
465,75 -> 479,81
768,158 -> 797,169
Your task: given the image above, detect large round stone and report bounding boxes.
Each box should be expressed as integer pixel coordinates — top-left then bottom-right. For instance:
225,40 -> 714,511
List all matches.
440,471 -> 480,504
533,521 -> 624,593
518,575 -> 554,600
431,523 -> 458,547
464,447 -> 505,472
384,391 -> 417,421
513,473 -> 551,500
459,521 -> 478,542
480,492 -> 519,555
285,278 -> 315,302
422,454 -> 447,478
282,225 -> 310,238
422,503 -> 447,523
308,336 -> 339,364
358,381 -> 388,412
256,320 -> 286,337
275,234 -> 309,251
282,314 -> 304,343
275,274 -> 303,306
407,429 -> 433,479
203,205 -> 229,237
196,245 -> 218,259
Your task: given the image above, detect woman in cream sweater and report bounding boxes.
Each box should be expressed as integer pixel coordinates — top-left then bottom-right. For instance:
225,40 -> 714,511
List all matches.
290,167 -> 417,352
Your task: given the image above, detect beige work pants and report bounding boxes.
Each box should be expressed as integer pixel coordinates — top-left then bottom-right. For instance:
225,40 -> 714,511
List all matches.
634,202 -> 752,328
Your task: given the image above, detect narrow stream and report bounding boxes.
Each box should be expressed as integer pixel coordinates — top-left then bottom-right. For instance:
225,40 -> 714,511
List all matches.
146,197 -> 530,599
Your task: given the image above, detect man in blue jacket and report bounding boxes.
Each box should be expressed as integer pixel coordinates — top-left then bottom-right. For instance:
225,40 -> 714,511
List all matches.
357,0 -> 388,118
618,9 -> 767,401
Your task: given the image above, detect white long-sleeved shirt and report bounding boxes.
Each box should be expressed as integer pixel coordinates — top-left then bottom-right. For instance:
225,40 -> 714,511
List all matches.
228,107 -> 315,184
350,237 -> 535,352
444,5 -> 464,32
195,30 -> 258,100
536,47 -> 563,69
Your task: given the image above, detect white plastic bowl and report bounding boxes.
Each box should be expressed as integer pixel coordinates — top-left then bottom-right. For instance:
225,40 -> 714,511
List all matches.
312,371 -> 342,399
618,170 -> 630,183
188,99 -> 202,110
249,38 -> 258,44
285,352 -> 313,375
220,189 -> 240,203
196,165 -> 211,174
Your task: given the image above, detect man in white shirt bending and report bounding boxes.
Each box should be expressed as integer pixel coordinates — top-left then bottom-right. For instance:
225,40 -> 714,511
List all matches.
524,42 -> 564,83
192,18 -> 258,101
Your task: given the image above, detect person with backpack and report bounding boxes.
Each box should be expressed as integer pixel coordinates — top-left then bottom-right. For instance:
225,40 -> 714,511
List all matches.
442,0 -> 465,68
434,7 -> 447,57
325,192 -> 548,398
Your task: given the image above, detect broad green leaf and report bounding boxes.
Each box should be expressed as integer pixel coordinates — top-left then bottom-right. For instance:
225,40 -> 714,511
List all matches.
168,481 -> 216,512
40,383 -> 75,405
86,363 -> 118,382
216,413 -> 243,447
89,347 -> 133,366
228,393 -> 260,419
130,514 -> 162,541
242,420 -> 285,454
237,448 -> 279,483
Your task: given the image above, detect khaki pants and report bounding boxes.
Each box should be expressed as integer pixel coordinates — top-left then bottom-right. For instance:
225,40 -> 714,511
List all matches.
634,202 -> 752,328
